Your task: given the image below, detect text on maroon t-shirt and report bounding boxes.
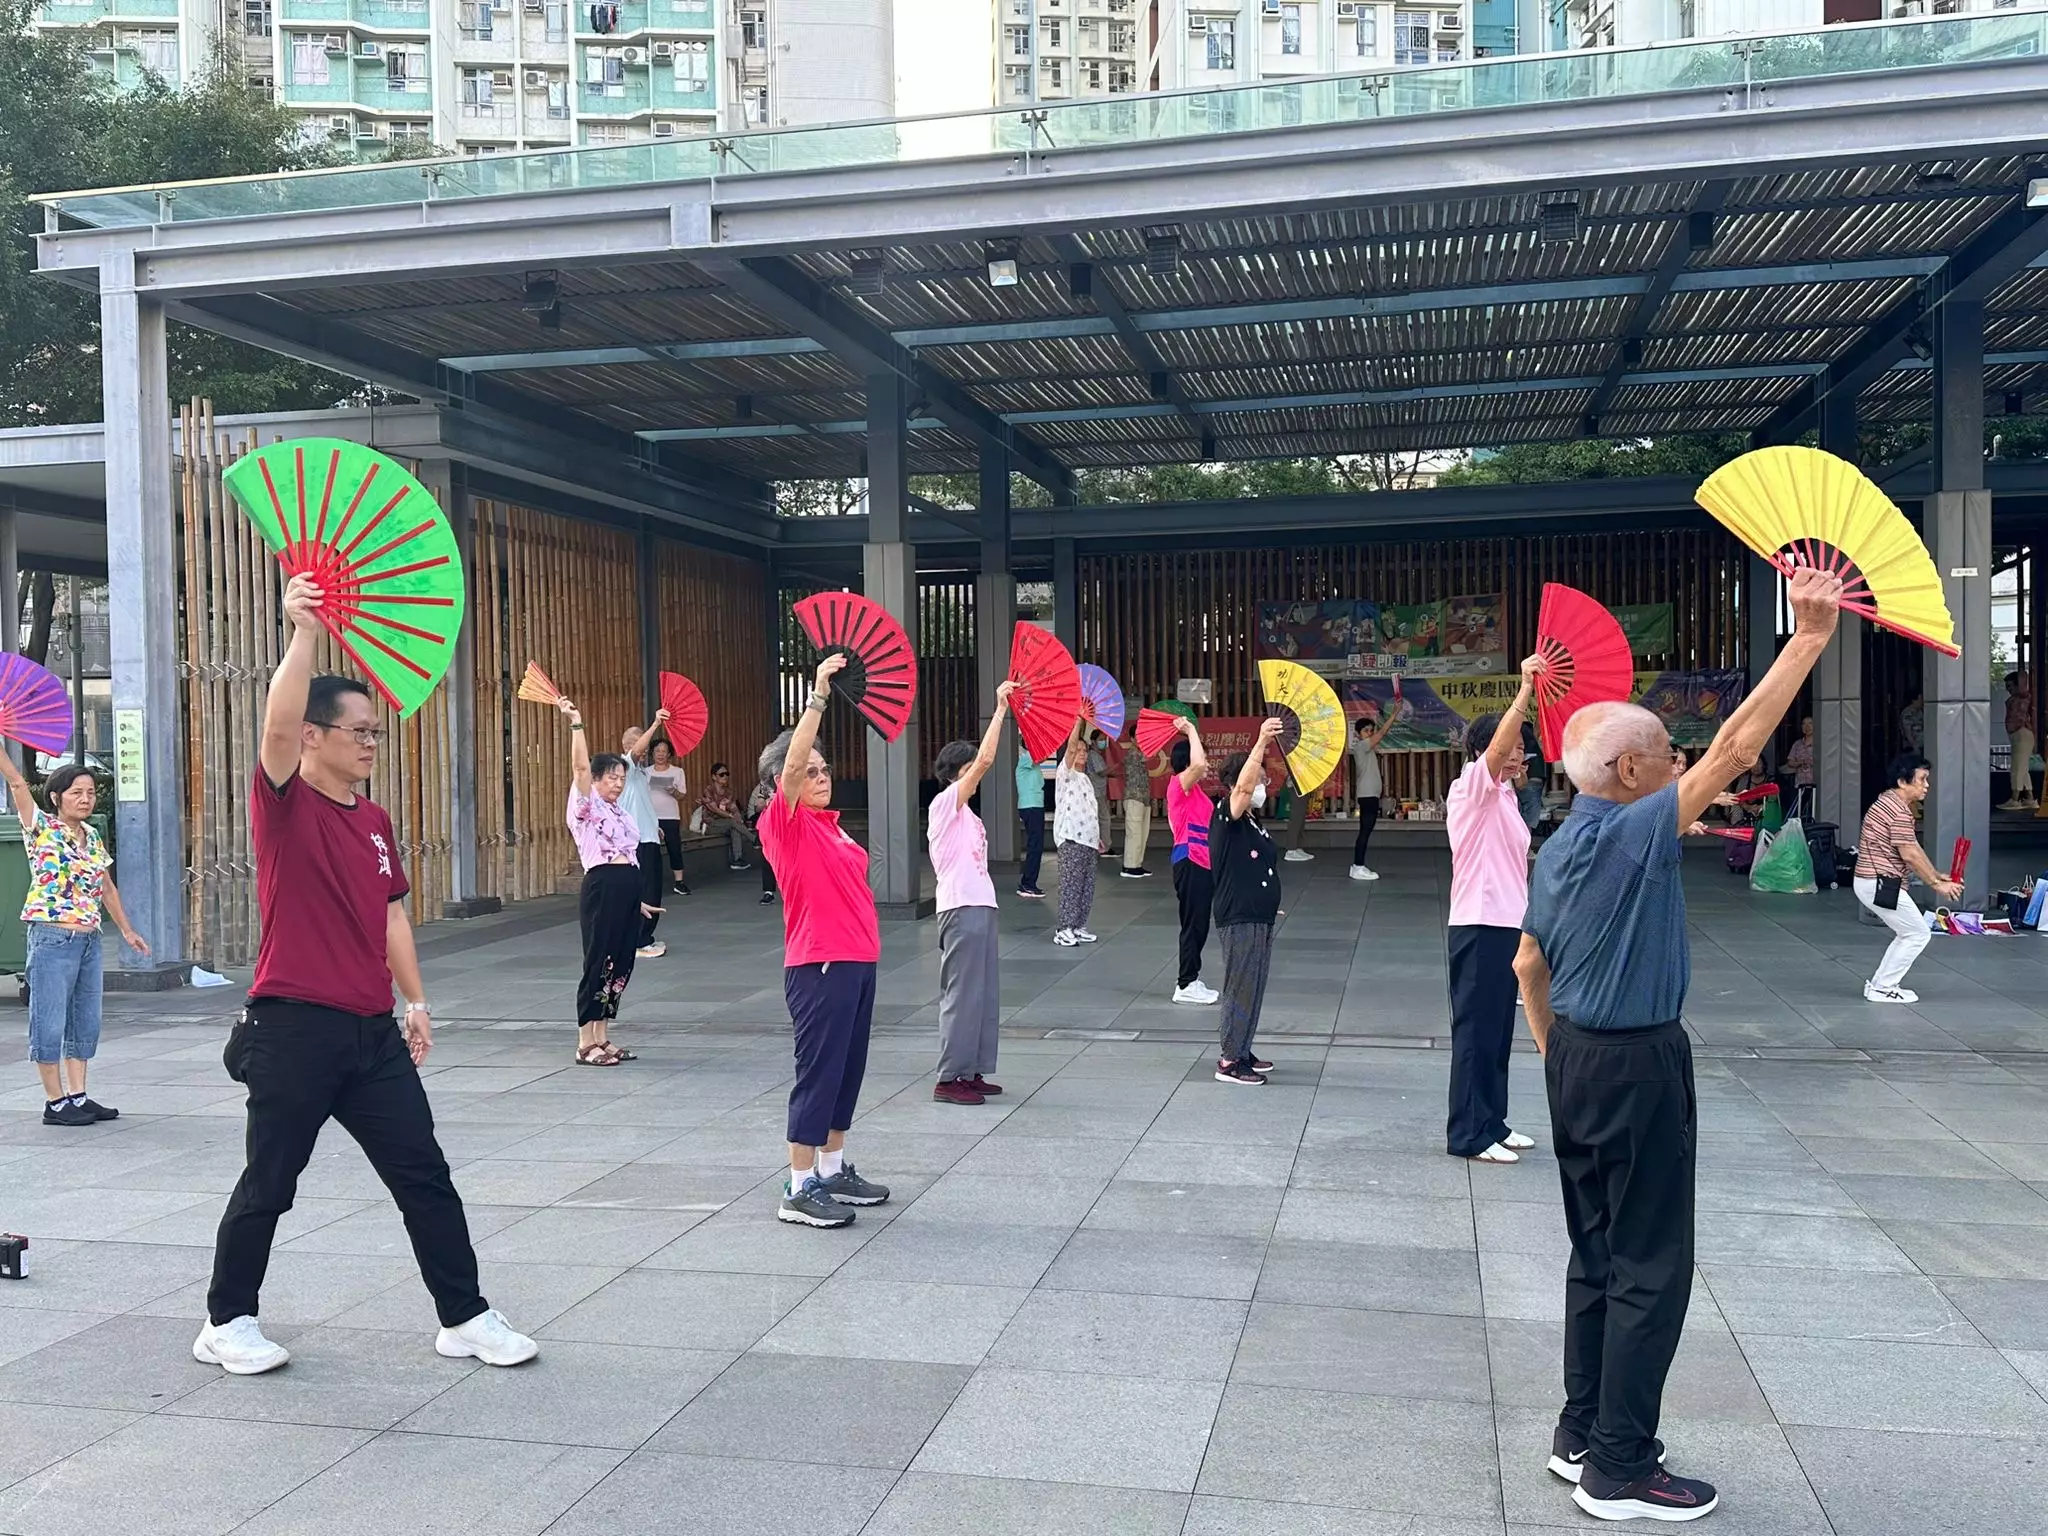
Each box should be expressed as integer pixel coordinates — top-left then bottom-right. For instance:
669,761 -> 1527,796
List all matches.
249,772 -> 411,1016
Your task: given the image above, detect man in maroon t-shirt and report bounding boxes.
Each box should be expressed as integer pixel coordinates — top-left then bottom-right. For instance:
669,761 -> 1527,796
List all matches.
195,574 -> 537,1376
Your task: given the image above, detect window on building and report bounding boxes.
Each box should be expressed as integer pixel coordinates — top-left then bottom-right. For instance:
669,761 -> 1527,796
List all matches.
1084,57 -> 1100,87
1394,8 -> 1430,61
1356,12 -> 1377,50
1108,21 -> 1133,49
387,46 -> 426,89
245,0 -> 272,38
391,119 -> 431,140
1044,18 -> 1061,46
458,0 -> 492,39
1280,2 -> 1302,52
1206,17 -> 1235,68
585,121 -> 629,143
1435,45 -> 1460,60
546,76 -> 570,114
1007,24 -> 1030,56
674,39 -> 708,89
1109,61 -> 1134,90
1009,0 -> 1030,15
1047,57 -> 1063,87
585,48 -> 624,92
460,65 -> 495,105
743,82 -> 768,121
124,28 -> 178,75
1079,16 -> 1098,46
545,0 -> 569,38
248,69 -> 275,91
740,6 -> 765,47
289,35 -> 330,84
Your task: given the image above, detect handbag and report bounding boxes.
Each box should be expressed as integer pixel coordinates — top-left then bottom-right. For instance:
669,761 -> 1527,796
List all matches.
1873,874 -> 1902,911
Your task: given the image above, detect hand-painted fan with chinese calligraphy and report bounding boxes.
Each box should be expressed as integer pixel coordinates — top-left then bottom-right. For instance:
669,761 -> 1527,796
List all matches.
0,655 -> 73,757
1008,624 -> 1083,763
658,671 -> 709,755
516,661 -> 562,706
1076,664 -> 1126,740
1534,583 -> 1635,762
221,439 -> 464,719
1257,659 -> 1346,795
792,591 -> 917,742
1135,707 -> 1185,759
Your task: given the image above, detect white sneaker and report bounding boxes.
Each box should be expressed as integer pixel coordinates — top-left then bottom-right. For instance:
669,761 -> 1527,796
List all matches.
436,1308 -> 539,1367
193,1316 -> 290,1375
1283,849 -> 1314,863
1073,928 -> 1099,943
1470,1143 -> 1520,1164
1863,983 -> 1919,1004
1172,982 -> 1219,1006
1190,980 -> 1219,1003
635,942 -> 666,959
1053,929 -> 1079,947
1503,1130 -> 1536,1150
1348,865 -> 1380,881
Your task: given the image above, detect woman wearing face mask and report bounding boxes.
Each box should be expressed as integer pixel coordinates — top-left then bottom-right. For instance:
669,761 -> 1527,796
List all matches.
1444,655 -> 1543,1164
1209,717 -> 1287,1084
559,697 -> 651,1066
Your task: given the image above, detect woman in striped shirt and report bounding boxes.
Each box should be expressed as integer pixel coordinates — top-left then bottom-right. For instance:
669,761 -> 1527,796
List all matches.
1852,752 -> 1961,1004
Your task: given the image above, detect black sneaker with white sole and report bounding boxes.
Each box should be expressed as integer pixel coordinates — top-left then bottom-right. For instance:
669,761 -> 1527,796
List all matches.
1547,1425 -> 1666,1484
778,1174 -> 855,1228
816,1162 -> 890,1206
1574,1466 -> 1718,1522
1214,1059 -> 1267,1085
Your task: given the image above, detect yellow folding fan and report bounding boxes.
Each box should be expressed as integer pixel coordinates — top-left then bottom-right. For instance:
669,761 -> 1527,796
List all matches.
1694,446 -> 1958,657
1257,659 -> 1347,795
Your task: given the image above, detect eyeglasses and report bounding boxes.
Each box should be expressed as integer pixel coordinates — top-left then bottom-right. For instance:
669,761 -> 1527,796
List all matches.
309,723 -> 386,747
804,764 -> 832,781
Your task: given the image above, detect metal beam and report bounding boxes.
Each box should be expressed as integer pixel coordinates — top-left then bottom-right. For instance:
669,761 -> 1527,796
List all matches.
1761,186 -> 2048,442
695,253 -> 1074,497
1059,232 -> 1215,447
1585,181 -> 1733,435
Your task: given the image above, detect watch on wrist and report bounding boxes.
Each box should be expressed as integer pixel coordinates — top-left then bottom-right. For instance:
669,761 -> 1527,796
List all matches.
404,1001 -> 430,1017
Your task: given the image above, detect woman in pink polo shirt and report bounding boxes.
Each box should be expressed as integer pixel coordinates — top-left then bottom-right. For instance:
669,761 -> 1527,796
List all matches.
755,653 -> 892,1229
1444,654 -> 1542,1165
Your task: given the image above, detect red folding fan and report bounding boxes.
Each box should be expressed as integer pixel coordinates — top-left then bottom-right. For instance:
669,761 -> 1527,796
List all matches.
1135,707 -> 1185,759
1008,624 -> 1083,763
1534,583 -> 1636,762
1949,836 -> 1971,884
658,671 -> 709,755
0,655 -> 74,757
792,591 -> 917,742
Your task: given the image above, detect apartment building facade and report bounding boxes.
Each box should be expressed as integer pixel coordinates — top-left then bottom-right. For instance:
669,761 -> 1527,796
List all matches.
1560,0 -> 2022,48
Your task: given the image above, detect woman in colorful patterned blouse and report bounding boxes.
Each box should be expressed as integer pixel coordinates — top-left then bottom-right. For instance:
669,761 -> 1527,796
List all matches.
557,696 -> 649,1066
2,758 -> 147,1127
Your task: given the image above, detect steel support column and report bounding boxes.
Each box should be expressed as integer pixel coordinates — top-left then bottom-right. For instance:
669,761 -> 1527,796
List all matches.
1746,553 -> 1779,690
1814,386 -> 1863,830
976,447 -> 1017,864
422,461 -> 497,919
0,506 -> 16,659
864,373 -> 926,917
1927,296 -> 1992,905
100,257 -> 184,980
1052,537 -> 1078,653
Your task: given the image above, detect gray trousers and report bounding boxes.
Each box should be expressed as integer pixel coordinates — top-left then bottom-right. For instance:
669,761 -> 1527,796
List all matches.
936,905 -> 1001,1082
1218,921 -> 1276,1063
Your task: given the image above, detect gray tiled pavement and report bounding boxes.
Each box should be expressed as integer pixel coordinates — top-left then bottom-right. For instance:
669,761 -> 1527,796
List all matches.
1,842 -> 2046,1533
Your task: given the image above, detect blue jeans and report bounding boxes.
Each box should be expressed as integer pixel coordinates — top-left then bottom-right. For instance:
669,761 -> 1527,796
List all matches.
26,924 -> 102,1065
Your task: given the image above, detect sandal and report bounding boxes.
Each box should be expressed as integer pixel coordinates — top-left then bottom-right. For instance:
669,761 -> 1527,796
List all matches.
604,1043 -> 638,1061
576,1044 -> 621,1066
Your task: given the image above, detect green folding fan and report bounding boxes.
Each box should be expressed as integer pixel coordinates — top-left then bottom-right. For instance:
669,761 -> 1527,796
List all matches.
222,438 -> 466,719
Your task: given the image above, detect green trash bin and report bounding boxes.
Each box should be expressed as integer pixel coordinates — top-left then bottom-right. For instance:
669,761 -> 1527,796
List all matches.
0,812 -> 113,979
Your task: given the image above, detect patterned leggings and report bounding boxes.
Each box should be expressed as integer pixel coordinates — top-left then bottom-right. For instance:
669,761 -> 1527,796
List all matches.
1057,840 -> 1097,932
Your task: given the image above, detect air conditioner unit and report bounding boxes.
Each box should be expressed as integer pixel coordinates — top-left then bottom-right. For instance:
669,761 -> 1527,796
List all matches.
322,34 -> 346,52
651,38 -> 673,57
357,40 -> 382,57
1187,14 -> 1207,32
523,67 -> 546,85
524,0 -> 542,10
653,119 -> 676,135
619,44 -> 641,61
489,0 -> 511,12
1336,0 -> 1359,15
1261,0 -> 1281,12
328,112 -> 352,132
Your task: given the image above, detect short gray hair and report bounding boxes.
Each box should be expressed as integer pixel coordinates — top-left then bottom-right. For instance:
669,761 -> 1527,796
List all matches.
1561,702 -> 1665,796
757,728 -> 798,786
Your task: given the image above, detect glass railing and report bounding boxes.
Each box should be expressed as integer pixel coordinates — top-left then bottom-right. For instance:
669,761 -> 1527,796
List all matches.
36,9 -> 2048,229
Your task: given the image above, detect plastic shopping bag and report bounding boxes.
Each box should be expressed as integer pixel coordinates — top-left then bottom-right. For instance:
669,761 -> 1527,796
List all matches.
1750,817 -> 1818,895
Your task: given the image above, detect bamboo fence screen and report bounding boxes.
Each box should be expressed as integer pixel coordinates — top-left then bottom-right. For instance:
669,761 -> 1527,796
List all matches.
654,541 -> 778,793
176,402 -> 456,966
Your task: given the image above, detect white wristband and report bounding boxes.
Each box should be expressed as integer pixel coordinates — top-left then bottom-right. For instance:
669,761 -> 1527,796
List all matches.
403,1001 -> 430,1016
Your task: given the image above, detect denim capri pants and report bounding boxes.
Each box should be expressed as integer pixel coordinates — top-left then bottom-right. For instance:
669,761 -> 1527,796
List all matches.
26,924 -> 103,1065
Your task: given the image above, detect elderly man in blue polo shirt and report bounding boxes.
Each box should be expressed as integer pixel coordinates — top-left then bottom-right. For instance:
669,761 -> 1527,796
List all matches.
1515,565 -> 1842,1524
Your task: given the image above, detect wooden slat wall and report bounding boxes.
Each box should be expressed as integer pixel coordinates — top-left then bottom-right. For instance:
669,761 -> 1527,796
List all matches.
655,541 -> 777,790
470,499 -> 643,903
176,402 -> 455,965
1079,529 -> 1750,803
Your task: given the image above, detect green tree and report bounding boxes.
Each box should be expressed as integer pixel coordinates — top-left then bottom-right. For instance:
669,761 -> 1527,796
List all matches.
0,10 -> 373,424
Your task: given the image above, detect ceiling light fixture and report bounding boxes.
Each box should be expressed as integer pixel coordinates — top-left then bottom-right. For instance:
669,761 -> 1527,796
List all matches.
985,240 -> 1021,289
846,255 -> 888,297
1539,195 -> 1581,245
1143,226 -> 1182,277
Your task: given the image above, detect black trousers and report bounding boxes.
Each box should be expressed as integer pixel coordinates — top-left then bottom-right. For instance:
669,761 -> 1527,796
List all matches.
209,1001 -> 485,1329
1445,924 -> 1519,1156
1172,858 -> 1213,987
785,960 -> 875,1147
1546,1015 -> 1697,1483
578,863 -> 641,1024
1353,795 -> 1380,866
1019,808 -> 1046,891
636,841 -> 665,948
657,818 -> 688,878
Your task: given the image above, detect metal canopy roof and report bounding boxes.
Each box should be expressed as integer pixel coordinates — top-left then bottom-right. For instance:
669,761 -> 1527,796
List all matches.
33,12 -> 2048,517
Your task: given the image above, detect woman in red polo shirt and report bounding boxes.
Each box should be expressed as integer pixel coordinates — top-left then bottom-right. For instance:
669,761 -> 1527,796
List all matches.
755,653 -> 892,1229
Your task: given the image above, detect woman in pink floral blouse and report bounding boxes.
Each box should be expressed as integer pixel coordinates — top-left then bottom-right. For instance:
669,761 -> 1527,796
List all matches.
558,696 -> 651,1065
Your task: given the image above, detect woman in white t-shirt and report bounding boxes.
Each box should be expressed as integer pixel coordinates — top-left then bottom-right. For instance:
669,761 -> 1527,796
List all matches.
1052,721 -> 1102,947
644,740 -> 689,896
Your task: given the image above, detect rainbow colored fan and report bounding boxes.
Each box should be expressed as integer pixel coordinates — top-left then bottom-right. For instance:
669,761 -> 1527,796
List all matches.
0,655 -> 73,757
1534,583 -> 1636,762
658,671 -> 709,755
1695,446 -> 1957,656
1009,624 -> 1083,764
222,439 -> 465,719
792,591 -> 918,742
1076,665 -> 1126,740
